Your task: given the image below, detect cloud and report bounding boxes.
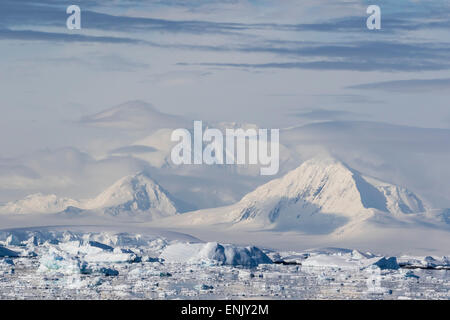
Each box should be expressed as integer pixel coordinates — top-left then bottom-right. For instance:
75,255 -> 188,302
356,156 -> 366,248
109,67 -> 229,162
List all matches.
177,59 -> 450,72
292,109 -> 366,121
2,0 -> 450,74
348,78 -> 450,92
0,28 -> 144,44
2,0 -> 450,39
110,145 -> 157,154
174,38 -> 450,72
0,147 -> 152,202
281,120 -> 450,207
312,94 -> 383,104
2,0 -> 450,209
3,28 -> 450,74
40,55 -> 150,72
79,100 -> 189,130
0,1 -> 251,36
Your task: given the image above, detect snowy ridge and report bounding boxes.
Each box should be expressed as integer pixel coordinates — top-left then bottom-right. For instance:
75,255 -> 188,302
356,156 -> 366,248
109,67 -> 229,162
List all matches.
363,176 -> 425,214
0,194 -> 80,215
229,157 -> 426,230
80,100 -> 188,130
0,157 -> 430,230
82,172 -> 178,219
0,172 -> 179,220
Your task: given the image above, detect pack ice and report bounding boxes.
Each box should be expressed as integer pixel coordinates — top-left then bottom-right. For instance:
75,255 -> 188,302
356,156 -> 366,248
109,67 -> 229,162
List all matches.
0,228 -> 448,299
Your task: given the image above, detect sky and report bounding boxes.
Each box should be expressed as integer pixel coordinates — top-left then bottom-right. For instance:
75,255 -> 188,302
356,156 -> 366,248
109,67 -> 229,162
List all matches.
1,0 -> 450,207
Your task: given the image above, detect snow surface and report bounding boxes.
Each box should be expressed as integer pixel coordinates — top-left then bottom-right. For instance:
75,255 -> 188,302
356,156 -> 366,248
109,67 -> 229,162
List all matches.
231,157 -> 426,227
0,172 -> 179,220
82,172 -> 178,219
0,193 -> 80,215
159,157 -> 432,237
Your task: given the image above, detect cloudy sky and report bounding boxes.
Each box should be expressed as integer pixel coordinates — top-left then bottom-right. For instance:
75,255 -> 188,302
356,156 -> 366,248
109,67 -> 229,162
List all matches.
1,0 -> 450,207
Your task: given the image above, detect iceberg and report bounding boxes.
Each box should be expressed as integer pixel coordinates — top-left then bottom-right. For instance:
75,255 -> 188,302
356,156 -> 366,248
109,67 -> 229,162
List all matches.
160,242 -> 272,267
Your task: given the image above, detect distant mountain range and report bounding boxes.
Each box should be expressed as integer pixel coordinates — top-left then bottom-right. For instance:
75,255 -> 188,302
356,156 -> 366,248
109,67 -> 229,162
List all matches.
79,100 -> 188,130
226,157 -> 427,233
0,172 -> 179,220
2,157 -> 449,236
156,157 -> 446,236
234,157 -> 425,219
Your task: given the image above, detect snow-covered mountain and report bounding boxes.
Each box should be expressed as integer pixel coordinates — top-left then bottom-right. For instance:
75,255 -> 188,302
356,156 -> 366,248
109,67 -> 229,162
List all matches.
165,157 -> 428,234
110,120 -> 271,170
82,172 -> 178,219
0,172 -> 179,220
80,100 -> 188,130
0,157 -> 431,230
0,194 -> 80,215
229,157 -> 426,230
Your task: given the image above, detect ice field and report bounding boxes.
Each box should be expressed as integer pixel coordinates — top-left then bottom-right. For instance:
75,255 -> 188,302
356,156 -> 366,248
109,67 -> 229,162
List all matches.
0,228 -> 448,300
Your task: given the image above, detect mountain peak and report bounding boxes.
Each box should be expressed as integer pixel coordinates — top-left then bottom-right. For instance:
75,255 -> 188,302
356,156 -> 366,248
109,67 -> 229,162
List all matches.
301,156 -> 343,167
0,193 -> 80,215
84,171 -> 178,218
115,171 -> 156,186
80,100 -> 188,130
0,172 -> 179,220
288,156 -> 350,178
107,100 -> 157,113
232,157 -> 426,230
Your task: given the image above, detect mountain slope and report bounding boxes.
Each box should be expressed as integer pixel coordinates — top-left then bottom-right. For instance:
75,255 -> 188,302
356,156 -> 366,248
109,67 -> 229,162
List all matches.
82,172 -> 178,219
162,157 -> 428,234
0,172 -> 179,220
229,157 -> 426,230
0,194 -> 80,215
80,100 -> 188,130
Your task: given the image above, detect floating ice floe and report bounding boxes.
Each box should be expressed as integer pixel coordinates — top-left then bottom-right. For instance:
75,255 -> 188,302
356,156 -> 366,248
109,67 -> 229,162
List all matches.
0,246 -> 19,257
38,249 -> 81,275
0,229 -> 168,251
397,255 -> 450,269
373,257 -> 400,270
83,249 -> 139,264
0,226 -> 447,299
302,249 -> 380,270
37,237 -> 139,275
0,258 -> 15,275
